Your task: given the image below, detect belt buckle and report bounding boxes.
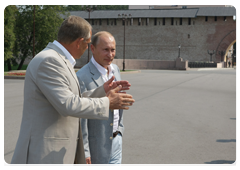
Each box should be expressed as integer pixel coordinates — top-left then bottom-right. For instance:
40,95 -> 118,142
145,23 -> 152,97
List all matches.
113,131 -> 119,138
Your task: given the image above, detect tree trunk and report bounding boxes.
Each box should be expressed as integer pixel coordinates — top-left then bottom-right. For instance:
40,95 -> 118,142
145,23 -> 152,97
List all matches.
17,58 -> 25,70
7,59 -> 12,71
17,34 -> 33,70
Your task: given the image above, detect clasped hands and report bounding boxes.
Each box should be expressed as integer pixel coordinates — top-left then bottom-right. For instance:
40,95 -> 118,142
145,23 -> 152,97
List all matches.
103,76 -> 135,110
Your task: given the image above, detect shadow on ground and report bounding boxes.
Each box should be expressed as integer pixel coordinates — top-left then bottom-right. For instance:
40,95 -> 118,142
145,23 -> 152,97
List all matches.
204,160 -> 235,164
216,139 -> 236,143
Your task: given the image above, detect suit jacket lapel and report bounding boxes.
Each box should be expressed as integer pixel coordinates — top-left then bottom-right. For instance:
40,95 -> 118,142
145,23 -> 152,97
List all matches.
113,65 -> 120,82
46,43 -> 81,95
89,61 -> 105,87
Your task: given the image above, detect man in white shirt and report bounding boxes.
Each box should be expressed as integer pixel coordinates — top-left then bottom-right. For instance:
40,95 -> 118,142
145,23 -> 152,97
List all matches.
11,16 -> 134,164
76,31 -> 125,164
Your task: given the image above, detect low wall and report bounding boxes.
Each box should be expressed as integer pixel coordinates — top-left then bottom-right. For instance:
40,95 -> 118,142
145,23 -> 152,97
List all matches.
217,62 -> 224,68
112,58 -> 188,70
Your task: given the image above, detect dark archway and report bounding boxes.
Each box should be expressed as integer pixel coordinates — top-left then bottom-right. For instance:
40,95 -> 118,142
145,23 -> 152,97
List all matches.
215,29 -> 236,65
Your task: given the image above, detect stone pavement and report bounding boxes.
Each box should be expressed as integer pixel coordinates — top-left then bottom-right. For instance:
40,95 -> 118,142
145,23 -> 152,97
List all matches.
4,69 -> 236,164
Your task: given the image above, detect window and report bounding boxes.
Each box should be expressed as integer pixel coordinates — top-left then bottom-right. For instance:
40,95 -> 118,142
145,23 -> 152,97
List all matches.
171,18 -> 174,25
224,16 -> 227,21
215,16 -> 217,21
205,16 -> 208,22
92,19 -> 94,25
154,18 -> 157,25
130,18 -> 133,25
146,18 -> 149,25
138,18 -> 141,26
188,18 -> 191,25
99,19 -> 102,25
114,19 -> 117,25
163,18 -> 165,25
180,18 -> 182,25
122,20 -> 125,26
107,19 -> 109,25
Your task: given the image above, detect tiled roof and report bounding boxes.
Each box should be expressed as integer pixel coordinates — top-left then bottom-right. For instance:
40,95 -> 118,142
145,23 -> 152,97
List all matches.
197,7 -> 236,16
62,7 -> 236,19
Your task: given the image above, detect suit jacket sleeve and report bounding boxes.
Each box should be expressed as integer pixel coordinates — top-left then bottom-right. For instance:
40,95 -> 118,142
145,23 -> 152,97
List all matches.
78,78 -> 91,158
36,56 -> 109,119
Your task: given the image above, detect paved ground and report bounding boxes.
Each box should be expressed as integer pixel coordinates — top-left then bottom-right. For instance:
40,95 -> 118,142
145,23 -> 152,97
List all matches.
4,69 -> 236,164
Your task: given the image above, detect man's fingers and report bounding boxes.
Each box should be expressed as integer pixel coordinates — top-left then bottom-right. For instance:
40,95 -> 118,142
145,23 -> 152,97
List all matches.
112,85 -> 123,93
115,80 -> 131,90
121,87 -> 130,91
120,93 -> 134,99
118,91 -> 126,94
106,75 -> 115,85
121,106 -> 129,110
120,94 -> 135,107
86,157 -> 91,164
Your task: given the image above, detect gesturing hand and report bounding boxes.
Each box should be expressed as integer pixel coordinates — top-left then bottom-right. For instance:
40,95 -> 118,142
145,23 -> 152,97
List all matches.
86,157 -> 91,164
103,76 -> 131,94
107,85 -> 135,110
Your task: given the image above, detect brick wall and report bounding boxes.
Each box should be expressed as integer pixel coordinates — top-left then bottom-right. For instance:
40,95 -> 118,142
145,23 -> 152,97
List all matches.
75,16 -> 236,68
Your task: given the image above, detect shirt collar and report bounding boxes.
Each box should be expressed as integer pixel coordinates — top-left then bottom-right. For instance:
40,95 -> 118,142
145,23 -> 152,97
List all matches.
91,56 -> 115,76
53,40 -> 76,67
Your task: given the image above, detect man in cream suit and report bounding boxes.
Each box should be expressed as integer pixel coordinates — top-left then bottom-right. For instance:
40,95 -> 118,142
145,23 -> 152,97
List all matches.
77,31 -> 125,164
11,16 -> 134,164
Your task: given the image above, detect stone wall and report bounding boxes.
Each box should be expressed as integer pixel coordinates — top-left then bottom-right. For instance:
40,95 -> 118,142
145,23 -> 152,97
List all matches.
112,57 -> 188,70
75,16 -> 236,68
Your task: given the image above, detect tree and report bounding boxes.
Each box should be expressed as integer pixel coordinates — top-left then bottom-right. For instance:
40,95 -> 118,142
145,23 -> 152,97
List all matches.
13,5 -> 68,70
63,5 -> 128,11
4,5 -> 17,71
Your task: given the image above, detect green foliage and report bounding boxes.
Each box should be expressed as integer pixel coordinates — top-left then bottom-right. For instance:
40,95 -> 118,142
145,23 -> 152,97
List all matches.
63,5 -> 128,11
13,5 -> 68,70
4,64 -> 28,72
4,5 -> 17,61
96,5 -> 128,10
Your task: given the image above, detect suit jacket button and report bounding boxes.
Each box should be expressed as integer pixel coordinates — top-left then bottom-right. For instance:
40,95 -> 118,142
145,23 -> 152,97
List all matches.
110,137 -> 113,140
110,123 -> 113,126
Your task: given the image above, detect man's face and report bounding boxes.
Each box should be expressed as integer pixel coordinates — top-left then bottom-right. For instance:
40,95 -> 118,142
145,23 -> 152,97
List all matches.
91,35 -> 116,69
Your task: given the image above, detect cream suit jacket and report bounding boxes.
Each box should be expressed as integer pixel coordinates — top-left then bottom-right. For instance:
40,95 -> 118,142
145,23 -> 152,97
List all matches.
11,42 -> 109,164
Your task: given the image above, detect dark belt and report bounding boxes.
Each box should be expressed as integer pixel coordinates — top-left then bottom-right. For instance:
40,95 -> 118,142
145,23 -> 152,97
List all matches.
113,131 -> 120,138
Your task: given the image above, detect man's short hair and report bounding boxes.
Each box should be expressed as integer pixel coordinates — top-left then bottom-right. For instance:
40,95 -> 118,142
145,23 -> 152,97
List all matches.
57,15 -> 92,44
91,31 -> 115,47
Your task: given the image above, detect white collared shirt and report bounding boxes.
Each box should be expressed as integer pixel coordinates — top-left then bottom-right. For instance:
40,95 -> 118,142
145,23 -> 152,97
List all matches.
91,57 -> 119,133
53,40 -> 76,67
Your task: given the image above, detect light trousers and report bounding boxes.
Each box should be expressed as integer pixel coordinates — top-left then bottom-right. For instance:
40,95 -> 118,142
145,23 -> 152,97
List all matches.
109,133 -> 122,164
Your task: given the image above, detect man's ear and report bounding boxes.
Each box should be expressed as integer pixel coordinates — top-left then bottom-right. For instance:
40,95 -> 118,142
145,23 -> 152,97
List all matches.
76,38 -> 84,49
90,44 -> 95,53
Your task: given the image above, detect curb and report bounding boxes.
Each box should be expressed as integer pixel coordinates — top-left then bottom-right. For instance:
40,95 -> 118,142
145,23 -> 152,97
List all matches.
4,70 -> 141,80
197,68 -> 235,71
4,76 -> 25,80
120,70 -> 141,74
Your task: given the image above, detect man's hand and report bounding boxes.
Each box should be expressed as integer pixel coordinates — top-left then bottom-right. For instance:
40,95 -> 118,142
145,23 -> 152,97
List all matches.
86,157 -> 91,164
104,76 -> 131,93
107,85 -> 135,110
